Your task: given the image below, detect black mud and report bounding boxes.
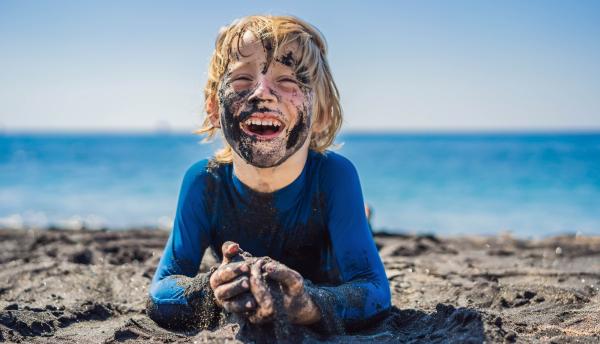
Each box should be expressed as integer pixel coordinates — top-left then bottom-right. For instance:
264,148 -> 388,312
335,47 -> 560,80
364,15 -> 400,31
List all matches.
1,228 -> 599,343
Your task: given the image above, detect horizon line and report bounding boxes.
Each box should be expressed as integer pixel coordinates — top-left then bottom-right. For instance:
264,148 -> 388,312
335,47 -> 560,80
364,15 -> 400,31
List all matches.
2,127 -> 600,136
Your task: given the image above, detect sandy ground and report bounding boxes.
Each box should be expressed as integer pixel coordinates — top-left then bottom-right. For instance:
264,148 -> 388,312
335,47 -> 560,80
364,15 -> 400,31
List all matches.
0,228 -> 598,343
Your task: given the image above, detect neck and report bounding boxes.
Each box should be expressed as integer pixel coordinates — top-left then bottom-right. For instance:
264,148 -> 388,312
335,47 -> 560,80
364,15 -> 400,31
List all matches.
232,141 -> 310,193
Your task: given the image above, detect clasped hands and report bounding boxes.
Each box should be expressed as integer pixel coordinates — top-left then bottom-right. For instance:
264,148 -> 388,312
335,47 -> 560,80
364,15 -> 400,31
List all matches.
209,241 -> 321,325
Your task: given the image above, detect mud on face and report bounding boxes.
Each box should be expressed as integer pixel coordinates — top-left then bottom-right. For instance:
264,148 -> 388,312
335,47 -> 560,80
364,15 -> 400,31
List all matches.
217,37 -> 313,168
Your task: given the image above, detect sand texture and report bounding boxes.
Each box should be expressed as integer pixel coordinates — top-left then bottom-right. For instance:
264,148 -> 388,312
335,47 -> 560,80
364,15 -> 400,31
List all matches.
0,228 -> 599,343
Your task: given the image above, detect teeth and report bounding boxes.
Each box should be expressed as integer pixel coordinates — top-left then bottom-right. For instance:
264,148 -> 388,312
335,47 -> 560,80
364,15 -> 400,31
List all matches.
245,118 -> 282,127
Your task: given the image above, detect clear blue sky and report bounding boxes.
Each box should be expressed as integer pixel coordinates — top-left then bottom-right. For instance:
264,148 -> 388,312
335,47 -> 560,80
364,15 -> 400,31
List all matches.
1,0 -> 599,132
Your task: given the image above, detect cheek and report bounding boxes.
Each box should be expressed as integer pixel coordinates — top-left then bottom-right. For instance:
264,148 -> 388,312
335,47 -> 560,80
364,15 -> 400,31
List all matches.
231,81 -> 253,94
283,90 -> 312,114
219,87 -> 249,118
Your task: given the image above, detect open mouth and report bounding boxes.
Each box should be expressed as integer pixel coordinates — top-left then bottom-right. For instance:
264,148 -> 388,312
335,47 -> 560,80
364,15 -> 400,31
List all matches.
240,116 -> 285,139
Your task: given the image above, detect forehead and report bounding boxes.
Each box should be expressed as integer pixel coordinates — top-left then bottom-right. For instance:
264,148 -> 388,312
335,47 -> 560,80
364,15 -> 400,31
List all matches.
228,30 -> 300,67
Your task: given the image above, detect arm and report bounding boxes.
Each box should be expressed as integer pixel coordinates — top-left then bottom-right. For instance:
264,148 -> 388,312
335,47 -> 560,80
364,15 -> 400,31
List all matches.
257,153 -> 391,332
309,153 -> 391,332
146,161 -> 218,330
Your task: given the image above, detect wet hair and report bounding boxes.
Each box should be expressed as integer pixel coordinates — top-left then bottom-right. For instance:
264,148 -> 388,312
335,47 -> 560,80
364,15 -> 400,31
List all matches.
195,15 -> 343,163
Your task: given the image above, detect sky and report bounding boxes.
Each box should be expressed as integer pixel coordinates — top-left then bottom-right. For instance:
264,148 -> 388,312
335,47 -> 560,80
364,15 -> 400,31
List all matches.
1,0 -> 599,132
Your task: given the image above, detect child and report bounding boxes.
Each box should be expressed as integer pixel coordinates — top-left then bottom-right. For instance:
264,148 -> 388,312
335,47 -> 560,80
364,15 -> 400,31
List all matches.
146,15 -> 391,334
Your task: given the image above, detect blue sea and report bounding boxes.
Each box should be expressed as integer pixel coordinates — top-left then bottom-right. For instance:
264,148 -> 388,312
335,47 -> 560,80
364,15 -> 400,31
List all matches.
1,132 -> 599,237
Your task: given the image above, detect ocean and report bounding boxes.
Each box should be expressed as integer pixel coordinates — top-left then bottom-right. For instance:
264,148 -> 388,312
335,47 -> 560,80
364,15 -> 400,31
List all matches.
1,132 -> 599,237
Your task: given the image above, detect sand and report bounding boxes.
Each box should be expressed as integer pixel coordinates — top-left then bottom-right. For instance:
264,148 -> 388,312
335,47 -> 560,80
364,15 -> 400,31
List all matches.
0,228 -> 598,343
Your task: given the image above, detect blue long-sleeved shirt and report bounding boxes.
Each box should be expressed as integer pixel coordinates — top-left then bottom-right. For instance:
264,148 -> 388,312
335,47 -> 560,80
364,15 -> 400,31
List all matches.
148,150 -> 391,331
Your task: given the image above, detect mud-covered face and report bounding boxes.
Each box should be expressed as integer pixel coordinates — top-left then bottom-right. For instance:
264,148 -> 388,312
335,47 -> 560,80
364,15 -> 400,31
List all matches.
217,32 -> 313,168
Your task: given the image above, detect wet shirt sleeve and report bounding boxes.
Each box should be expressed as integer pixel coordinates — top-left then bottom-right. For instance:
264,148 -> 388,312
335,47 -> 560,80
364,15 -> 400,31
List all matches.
309,153 -> 391,331
147,161 -> 212,323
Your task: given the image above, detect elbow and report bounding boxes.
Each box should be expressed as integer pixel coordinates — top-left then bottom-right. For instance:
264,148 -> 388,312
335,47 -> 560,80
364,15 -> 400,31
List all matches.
342,277 -> 392,327
145,274 -> 219,330
380,278 -> 392,310
145,294 -> 192,330
348,282 -> 391,331
145,293 -> 167,327
145,278 -> 194,330
373,274 -> 392,315
361,275 -> 392,321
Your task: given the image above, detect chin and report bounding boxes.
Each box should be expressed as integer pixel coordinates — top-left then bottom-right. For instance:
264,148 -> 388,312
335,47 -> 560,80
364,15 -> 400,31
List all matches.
233,135 -> 310,169
243,146 -> 289,168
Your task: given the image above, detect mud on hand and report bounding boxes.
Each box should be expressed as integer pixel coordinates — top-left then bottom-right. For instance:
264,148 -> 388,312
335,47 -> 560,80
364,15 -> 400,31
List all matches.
209,241 -> 257,314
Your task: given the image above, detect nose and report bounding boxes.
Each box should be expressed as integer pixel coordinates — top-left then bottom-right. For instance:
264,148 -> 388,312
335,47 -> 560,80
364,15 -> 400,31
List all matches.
248,76 -> 277,103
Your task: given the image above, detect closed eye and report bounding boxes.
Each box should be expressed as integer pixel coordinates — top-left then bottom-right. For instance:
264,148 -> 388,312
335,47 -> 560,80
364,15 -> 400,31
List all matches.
278,77 -> 298,84
233,76 -> 253,82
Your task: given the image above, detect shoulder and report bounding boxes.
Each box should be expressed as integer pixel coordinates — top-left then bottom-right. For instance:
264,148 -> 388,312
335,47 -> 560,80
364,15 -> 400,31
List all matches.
312,150 -> 359,179
180,158 -> 230,192
311,151 -> 367,222
310,150 -> 361,190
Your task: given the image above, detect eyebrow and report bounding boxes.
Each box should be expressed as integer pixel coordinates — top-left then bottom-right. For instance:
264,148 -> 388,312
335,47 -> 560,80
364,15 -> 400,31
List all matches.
228,59 -> 296,76
270,60 -> 297,73
228,60 -> 254,72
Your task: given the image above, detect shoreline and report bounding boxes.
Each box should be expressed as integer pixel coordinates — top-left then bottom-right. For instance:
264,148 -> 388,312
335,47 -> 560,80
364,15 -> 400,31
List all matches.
1,224 -> 593,239
0,228 -> 599,343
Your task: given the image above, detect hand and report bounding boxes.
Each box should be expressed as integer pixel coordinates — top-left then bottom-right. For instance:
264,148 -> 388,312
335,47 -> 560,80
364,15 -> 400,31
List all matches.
259,260 -> 321,325
209,241 -> 256,314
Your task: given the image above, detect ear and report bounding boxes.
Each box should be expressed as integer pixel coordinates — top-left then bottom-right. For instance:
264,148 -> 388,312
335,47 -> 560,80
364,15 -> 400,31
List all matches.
206,96 -> 221,128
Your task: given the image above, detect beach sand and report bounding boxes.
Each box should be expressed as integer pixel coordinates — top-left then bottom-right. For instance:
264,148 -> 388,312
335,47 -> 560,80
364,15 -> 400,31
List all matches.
0,228 -> 598,343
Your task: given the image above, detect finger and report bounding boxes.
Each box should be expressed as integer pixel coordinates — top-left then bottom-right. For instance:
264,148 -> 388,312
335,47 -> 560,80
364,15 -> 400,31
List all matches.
249,258 -> 274,320
221,241 -> 240,264
248,311 -> 272,324
210,261 -> 250,289
264,261 -> 304,296
214,276 -> 250,300
221,293 -> 256,314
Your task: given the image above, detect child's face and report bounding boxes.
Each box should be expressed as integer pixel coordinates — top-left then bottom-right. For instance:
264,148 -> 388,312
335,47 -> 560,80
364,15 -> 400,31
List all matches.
216,32 -> 313,168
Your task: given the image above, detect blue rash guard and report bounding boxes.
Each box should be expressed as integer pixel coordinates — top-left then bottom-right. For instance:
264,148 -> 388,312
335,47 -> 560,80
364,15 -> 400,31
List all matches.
147,150 -> 391,332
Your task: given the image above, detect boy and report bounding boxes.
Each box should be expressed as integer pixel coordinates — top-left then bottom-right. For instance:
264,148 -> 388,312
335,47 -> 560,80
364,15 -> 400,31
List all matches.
146,15 -> 391,334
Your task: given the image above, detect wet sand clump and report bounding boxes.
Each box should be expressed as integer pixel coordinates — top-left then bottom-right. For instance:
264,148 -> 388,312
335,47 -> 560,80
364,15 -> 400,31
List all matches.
0,228 -> 599,343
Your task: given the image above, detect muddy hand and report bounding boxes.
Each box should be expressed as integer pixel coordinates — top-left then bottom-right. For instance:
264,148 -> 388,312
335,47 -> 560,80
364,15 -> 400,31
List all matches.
247,258 -> 276,324
209,241 -> 256,314
264,260 -> 321,325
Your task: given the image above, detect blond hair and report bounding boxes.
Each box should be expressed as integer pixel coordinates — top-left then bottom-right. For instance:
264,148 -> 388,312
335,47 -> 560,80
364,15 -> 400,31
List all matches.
195,15 -> 342,163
